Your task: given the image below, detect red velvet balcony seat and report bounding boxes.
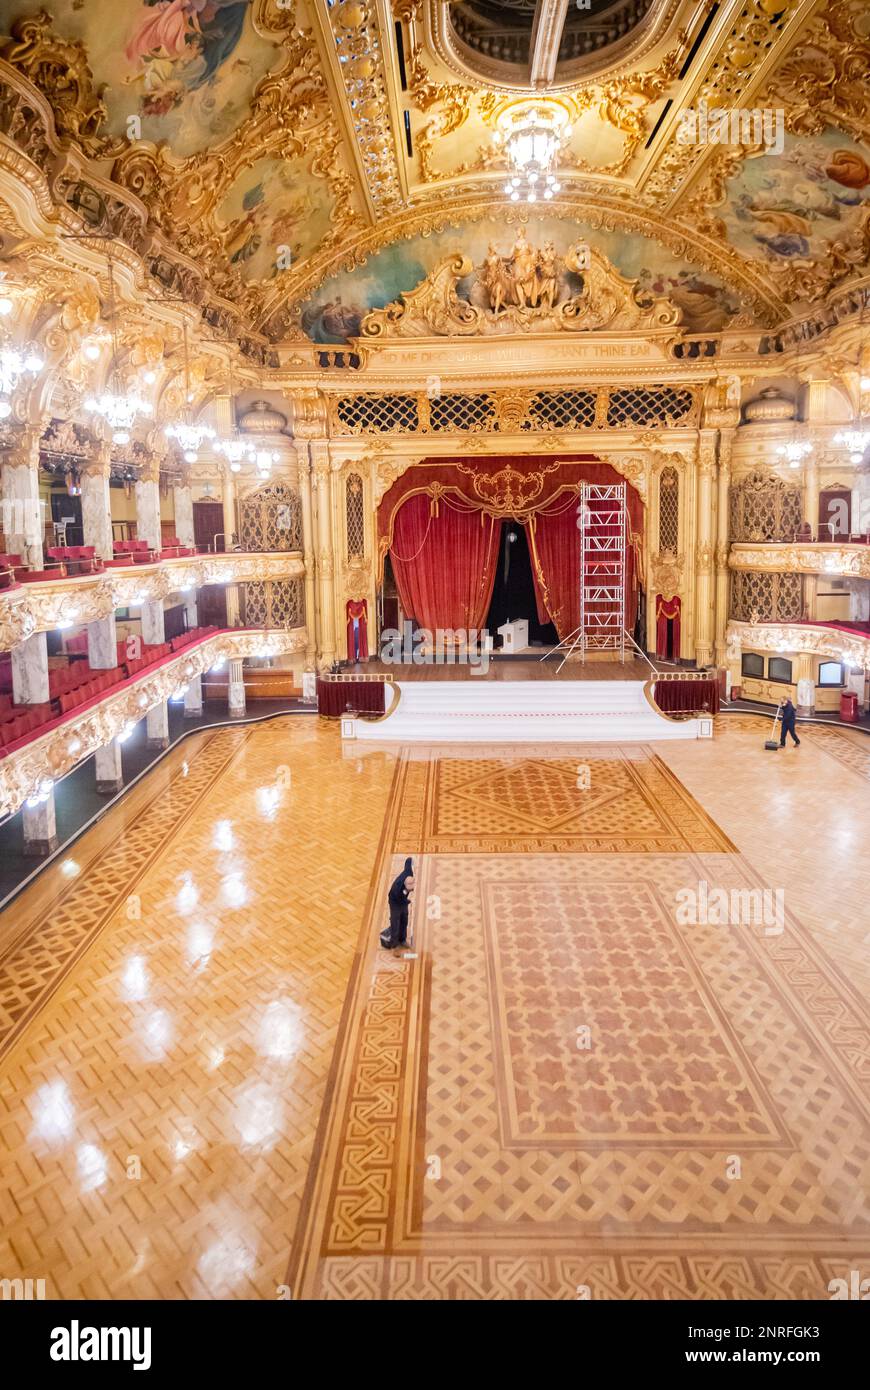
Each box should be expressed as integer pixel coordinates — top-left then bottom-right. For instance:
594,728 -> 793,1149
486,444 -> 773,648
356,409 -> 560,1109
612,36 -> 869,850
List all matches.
19,565 -> 68,582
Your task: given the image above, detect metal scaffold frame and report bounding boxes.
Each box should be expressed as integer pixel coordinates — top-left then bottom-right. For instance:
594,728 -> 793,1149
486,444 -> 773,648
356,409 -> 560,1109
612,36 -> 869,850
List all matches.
544,481 -> 628,671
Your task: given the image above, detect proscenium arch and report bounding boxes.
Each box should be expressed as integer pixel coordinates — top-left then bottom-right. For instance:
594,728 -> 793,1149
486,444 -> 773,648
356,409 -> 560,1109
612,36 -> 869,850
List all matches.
255,196 -> 788,336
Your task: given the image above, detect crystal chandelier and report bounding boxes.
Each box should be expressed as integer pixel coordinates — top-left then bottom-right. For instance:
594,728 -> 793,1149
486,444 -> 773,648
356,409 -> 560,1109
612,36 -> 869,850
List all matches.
833,428 -> 870,464
165,322 -> 214,462
215,358 -> 255,471
496,104 -> 570,203
83,257 -> 152,444
0,343 -> 44,417
776,440 -> 812,466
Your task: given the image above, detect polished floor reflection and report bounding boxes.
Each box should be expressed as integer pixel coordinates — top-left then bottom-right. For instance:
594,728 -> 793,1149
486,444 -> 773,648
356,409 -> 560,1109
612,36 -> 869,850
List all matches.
0,715 -> 868,1299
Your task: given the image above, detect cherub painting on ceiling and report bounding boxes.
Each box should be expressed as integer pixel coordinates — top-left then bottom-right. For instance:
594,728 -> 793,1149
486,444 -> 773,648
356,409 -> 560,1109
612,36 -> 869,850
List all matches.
722,129 -> 870,273
217,157 -> 330,283
11,0 -> 281,156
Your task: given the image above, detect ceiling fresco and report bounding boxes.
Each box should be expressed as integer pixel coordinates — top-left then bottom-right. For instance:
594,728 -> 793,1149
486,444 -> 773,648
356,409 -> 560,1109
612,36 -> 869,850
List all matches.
0,0 -> 283,157
0,0 -> 867,347
297,215 -> 744,343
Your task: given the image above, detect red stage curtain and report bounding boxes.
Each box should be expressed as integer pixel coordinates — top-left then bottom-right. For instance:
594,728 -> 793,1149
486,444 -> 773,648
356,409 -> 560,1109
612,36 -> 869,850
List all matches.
390,494 -> 499,632
346,598 -> 369,661
655,594 -> 681,659
527,507 -> 580,637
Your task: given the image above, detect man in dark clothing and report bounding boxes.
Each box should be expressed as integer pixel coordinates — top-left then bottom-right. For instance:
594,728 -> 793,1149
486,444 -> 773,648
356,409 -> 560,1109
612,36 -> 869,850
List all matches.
381,857 -> 414,949
780,697 -> 801,747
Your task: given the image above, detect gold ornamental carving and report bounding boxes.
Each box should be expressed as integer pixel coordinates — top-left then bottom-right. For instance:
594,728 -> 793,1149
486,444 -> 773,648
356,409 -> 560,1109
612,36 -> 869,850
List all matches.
360,243 -> 682,339
730,542 -> 870,580
454,461 -> 562,516
651,551 -> 683,599
726,618 -> 870,669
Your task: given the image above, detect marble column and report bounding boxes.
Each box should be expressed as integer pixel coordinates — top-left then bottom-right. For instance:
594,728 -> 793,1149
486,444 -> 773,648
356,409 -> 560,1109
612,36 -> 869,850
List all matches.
87,613 -> 118,670
12,630 -> 49,705
146,699 -> 169,749
714,433 -> 733,667
228,656 -> 246,718
222,468 -> 237,552
802,456 -> 820,536
796,651 -> 816,717
183,674 -> 203,718
1,423 -> 44,568
312,443 -> 336,668
22,792 -> 57,857
299,452 -> 317,665
95,740 -> 123,795
80,444 -> 114,560
694,435 -> 717,668
140,598 -> 165,647
135,458 -> 162,552
173,480 -> 195,548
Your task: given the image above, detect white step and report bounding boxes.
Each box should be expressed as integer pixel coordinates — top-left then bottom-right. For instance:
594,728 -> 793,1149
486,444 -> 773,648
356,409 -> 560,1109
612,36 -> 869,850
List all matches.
345,680 -> 710,743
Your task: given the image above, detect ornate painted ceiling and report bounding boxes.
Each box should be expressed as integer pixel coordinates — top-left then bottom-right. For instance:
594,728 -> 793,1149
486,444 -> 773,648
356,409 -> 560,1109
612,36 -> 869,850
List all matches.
0,0 -> 867,351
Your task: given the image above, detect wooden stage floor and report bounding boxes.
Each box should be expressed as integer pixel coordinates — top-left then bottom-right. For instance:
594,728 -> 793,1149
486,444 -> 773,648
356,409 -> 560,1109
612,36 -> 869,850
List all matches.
346,654 -> 666,681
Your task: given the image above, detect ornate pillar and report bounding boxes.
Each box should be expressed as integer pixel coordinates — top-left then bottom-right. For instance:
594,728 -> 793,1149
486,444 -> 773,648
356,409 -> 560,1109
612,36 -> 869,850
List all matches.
22,792 -> 57,857
135,456 -> 162,552
173,478 -> 195,548
299,450 -> 317,665
802,455 -> 819,535
228,656 -> 246,718
12,630 -> 49,704
311,441 -> 336,668
95,741 -> 123,796
796,651 -> 815,717
80,442 -> 114,560
714,431 -> 734,667
1,423 -> 44,567
141,598 -> 168,747
694,433 -> 717,667
222,467 -> 237,552
87,613 -> 118,669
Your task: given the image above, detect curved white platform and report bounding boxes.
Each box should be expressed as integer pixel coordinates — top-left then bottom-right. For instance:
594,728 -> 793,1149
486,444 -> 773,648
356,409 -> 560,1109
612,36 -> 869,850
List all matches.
343,680 -> 712,743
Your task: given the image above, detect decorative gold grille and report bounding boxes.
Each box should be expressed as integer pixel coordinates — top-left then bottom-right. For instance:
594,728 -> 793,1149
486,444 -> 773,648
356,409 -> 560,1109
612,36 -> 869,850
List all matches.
428,394 -> 498,432
731,571 -> 802,622
658,466 -> 679,552
239,480 -> 303,551
329,386 -> 700,436
528,390 -> 597,430
607,387 -> 695,427
730,471 -> 802,542
346,472 -> 365,561
242,579 -> 305,628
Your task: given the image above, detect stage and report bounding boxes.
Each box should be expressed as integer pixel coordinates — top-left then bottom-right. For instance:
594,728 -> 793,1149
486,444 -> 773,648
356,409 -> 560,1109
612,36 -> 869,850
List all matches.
337,675 -> 713,743
345,654 -> 660,682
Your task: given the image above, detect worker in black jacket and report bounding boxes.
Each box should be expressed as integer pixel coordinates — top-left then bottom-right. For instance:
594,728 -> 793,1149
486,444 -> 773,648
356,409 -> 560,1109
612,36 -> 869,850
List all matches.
780,697 -> 801,747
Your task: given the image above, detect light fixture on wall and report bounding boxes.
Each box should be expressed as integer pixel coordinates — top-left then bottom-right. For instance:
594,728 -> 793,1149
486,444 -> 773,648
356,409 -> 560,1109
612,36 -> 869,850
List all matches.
775,439 -> 812,467
83,256 -> 152,444
496,102 -> 570,203
165,322 -> 215,462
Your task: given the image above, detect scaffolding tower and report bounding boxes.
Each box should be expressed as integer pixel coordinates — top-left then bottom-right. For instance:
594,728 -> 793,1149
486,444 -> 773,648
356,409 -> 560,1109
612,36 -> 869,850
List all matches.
545,481 -> 628,670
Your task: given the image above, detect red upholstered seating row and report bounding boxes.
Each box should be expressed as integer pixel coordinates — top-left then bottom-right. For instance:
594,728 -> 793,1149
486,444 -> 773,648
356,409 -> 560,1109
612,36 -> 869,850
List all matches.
0,703 -> 53,746
0,626 -> 221,758
159,536 -> 196,558
109,540 -> 154,566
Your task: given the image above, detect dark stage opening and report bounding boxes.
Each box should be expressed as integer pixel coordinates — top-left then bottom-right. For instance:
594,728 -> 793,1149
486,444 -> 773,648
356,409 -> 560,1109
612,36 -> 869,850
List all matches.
485,520 -> 557,648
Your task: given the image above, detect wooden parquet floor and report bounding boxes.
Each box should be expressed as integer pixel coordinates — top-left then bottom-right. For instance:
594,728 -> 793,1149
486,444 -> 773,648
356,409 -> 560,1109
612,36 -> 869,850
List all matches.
0,718 -> 868,1299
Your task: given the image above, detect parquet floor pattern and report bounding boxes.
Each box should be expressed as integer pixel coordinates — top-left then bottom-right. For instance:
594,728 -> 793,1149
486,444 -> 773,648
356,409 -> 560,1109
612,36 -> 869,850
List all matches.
0,719 -> 397,1298
0,719 -> 868,1300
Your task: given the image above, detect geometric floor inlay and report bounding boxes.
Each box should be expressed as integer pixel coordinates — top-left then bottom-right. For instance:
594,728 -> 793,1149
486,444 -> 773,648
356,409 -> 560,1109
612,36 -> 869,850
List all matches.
0,724 -> 868,1300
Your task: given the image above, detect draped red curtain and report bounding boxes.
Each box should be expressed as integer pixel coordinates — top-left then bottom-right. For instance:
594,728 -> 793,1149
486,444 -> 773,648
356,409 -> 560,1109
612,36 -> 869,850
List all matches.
527,507 -> 640,641
656,594 -> 681,659
390,493 -> 500,631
